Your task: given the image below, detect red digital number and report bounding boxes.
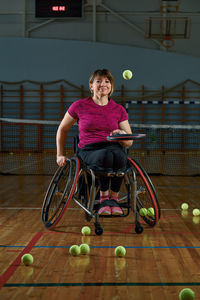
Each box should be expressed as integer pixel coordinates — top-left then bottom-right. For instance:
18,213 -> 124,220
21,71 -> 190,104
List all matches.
52,6 -> 66,12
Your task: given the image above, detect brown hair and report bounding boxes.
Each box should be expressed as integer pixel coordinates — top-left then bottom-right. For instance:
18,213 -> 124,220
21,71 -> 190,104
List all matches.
89,69 -> 114,96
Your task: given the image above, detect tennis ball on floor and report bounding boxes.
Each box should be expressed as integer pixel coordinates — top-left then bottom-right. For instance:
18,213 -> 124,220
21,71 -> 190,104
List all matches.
115,246 -> 126,257
69,245 -> 80,256
147,207 -> 155,217
80,243 -> 90,255
179,288 -> 195,300
81,226 -> 91,236
181,203 -> 189,210
192,209 -> 200,216
21,254 -> 34,266
139,208 -> 147,216
122,70 -> 132,80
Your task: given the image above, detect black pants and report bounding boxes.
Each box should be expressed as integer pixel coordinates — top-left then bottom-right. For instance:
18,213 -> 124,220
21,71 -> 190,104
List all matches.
78,142 -> 127,192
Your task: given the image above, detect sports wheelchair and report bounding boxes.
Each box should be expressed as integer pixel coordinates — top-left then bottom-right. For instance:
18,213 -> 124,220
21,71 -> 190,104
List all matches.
42,134 -> 160,235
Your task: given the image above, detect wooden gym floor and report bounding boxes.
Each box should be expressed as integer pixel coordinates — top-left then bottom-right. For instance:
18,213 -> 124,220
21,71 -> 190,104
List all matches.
0,175 -> 200,300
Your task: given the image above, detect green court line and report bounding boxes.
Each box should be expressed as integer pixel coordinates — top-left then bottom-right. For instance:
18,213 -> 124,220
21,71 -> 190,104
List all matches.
4,282 -> 200,287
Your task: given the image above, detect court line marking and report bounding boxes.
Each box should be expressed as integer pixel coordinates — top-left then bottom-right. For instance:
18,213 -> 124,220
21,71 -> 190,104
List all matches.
0,232 -> 44,289
3,282 -> 200,287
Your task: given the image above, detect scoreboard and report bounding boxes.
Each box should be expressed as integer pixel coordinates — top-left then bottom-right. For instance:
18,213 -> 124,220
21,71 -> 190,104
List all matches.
35,0 -> 82,18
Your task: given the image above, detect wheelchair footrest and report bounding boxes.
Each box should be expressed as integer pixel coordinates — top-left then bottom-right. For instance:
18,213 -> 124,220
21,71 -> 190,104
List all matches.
93,201 -> 130,210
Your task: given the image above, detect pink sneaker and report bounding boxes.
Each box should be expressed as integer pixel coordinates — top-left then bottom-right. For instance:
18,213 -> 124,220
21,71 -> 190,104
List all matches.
98,206 -> 111,215
111,206 -> 123,215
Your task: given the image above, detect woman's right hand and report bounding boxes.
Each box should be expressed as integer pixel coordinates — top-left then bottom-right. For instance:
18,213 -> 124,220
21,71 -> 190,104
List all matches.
56,155 -> 67,167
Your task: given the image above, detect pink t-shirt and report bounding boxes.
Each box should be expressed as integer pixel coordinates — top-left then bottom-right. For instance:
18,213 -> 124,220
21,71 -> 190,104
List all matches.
68,97 -> 128,148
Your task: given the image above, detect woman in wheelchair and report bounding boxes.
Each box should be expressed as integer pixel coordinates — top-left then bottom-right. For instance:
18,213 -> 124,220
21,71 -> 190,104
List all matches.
56,69 -> 133,216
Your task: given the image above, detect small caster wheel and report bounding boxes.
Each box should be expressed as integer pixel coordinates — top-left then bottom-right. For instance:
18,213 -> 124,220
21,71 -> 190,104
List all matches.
95,225 -> 104,235
135,225 -> 143,234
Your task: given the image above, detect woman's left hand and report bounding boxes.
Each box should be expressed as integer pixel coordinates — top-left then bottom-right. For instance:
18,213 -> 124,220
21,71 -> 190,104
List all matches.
110,129 -> 126,136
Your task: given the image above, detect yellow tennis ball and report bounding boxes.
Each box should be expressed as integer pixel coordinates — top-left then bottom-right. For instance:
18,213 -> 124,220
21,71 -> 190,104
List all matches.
81,226 -> 91,236
79,243 -> 90,255
115,246 -> 126,257
139,208 -> 147,216
192,208 -> 200,216
69,245 -> 80,256
147,207 -> 155,217
122,70 -> 132,80
181,203 -> 189,210
179,288 -> 195,300
21,254 -> 34,266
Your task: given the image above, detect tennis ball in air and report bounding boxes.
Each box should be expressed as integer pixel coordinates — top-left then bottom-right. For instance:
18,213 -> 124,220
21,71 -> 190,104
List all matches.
21,254 -> 34,266
115,246 -> 126,257
81,226 -> 91,236
192,209 -> 200,216
181,203 -> 189,210
69,245 -> 80,256
147,207 -> 155,217
79,243 -> 90,255
179,288 -> 195,300
139,208 -> 147,216
122,70 -> 132,80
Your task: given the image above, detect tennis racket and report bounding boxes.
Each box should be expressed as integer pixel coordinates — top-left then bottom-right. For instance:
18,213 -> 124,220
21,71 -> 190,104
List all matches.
107,133 -> 146,141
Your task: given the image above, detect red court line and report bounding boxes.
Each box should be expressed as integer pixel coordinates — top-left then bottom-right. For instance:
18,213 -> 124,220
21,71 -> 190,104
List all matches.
0,231 -> 44,289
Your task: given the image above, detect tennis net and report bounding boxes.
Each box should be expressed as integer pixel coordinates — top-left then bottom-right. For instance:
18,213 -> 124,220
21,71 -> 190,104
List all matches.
0,118 -> 200,176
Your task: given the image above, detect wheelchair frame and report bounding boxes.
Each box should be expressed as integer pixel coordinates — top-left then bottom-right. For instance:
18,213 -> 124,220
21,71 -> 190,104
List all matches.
42,153 -> 160,235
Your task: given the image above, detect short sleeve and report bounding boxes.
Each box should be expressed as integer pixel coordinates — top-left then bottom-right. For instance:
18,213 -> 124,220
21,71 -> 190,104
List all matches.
67,101 -> 79,120
119,105 -> 128,123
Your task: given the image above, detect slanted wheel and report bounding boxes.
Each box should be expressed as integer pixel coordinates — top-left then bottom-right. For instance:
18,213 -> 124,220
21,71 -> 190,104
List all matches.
128,157 -> 160,227
41,157 -> 80,229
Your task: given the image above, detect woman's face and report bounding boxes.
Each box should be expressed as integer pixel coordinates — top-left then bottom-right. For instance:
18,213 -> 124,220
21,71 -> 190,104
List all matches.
90,76 -> 112,98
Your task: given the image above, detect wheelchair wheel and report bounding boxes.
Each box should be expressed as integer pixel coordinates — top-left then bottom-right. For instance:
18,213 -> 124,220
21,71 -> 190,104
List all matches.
128,157 -> 160,227
41,157 -> 80,229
